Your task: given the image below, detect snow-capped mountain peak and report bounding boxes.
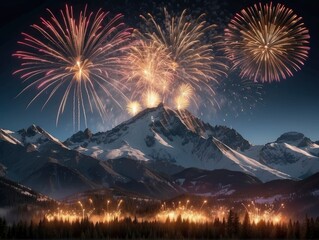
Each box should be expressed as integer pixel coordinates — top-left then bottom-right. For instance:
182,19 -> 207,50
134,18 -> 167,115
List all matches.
1,105 -> 319,199
276,132 -> 313,147
65,128 -> 93,144
1,124 -> 66,150
242,132 -> 319,179
213,138 -> 290,180
64,104 -> 288,182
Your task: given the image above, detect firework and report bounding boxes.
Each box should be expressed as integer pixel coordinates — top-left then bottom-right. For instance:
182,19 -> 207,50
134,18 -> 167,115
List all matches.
13,5 -> 132,130
127,39 -> 173,99
225,2 -> 310,83
45,198 -> 126,223
156,200 -> 209,223
173,83 -> 195,110
127,101 -> 142,116
174,95 -> 190,110
216,74 -> 264,119
142,9 -> 225,84
177,83 -> 193,99
133,8 -> 226,110
241,201 -> 285,223
142,90 -> 161,108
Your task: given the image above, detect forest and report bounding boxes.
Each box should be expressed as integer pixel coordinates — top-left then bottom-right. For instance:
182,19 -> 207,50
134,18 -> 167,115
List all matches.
1,211 -> 319,239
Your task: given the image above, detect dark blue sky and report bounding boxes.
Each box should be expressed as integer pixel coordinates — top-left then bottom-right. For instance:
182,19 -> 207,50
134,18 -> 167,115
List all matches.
0,0 -> 318,144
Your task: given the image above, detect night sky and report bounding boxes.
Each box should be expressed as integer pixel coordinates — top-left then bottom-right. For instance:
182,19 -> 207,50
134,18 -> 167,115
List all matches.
0,0 -> 318,144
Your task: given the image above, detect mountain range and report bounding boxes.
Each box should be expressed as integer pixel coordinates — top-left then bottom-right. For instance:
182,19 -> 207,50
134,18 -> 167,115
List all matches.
1,104 -> 319,201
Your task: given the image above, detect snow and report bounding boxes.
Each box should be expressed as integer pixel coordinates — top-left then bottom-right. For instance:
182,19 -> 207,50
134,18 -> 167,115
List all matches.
1,126 -> 68,150
106,145 -> 149,161
153,131 -> 173,148
241,140 -> 319,179
213,138 -> 290,181
21,191 -> 33,196
0,130 -> 22,145
0,132 -> 18,145
215,189 -> 235,196
65,105 -> 291,182
312,190 -> 319,196
254,195 -> 283,204
2,130 -> 14,134
241,145 -> 263,159
175,178 -> 185,185
196,188 -> 236,197
254,142 -> 319,179
37,196 -> 50,202
3,105 -> 317,186
304,144 -> 319,156
281,143 -> 314,157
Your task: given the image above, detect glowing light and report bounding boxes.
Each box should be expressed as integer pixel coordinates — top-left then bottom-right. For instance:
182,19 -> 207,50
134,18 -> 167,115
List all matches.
174,83 -> 194,110
143,90 -> 161,108
127,101 -> 142,116
45,199 -> 125,223
174,95 -> 190,110
241,201 -> 285,223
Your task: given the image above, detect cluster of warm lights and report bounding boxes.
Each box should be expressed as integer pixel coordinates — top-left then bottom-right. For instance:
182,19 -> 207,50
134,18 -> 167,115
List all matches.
126,37 -> 198,115
45,199 -> 125,223
126,83 -> 195,116
174,84 -> 194,110
155,200 -> 209,223
44,198 -> 287,225
242,201 -> 285,223
46,209 -> 80,222
210,206 -> 229,220
143,90 -> 161,108
127,84 -> 194,116
126,101 -> 142,116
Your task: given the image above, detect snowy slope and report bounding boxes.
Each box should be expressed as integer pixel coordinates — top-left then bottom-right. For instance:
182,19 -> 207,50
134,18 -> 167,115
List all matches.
107,158 -> 181,199
0,125 -> 128,198
213,138 -> 290,181
0,164 -> 6,177
0,176 -> 50,206
242,132 -> 319,179
23,161 -> 98,199
3,124 -> 67,151
173,168 -> 261,196
0,124 -> 181,199
0,129 -> 23,145
65,104 -> 289,182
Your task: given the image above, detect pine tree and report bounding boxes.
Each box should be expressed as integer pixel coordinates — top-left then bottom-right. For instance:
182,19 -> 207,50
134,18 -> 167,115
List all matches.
0,218 -> 7,239
227,210 -> 234,238
241,211 -> 250,238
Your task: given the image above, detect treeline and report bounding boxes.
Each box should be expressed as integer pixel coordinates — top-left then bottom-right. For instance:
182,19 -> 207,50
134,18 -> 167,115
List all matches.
0,211 -> 319,239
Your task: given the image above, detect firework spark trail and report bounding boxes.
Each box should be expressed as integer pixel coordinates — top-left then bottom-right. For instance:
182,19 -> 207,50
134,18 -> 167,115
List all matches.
174,83 -> 195,110
241,201 -> 285,223
127,8 -> 227,112
142,9 -> 226,84
142,89 -> 161,108
127,39 -> 173,101
13,5 -> 132,130
216,74 -> 264,119
225,2 -> 310,83
126,101 -> 142,116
